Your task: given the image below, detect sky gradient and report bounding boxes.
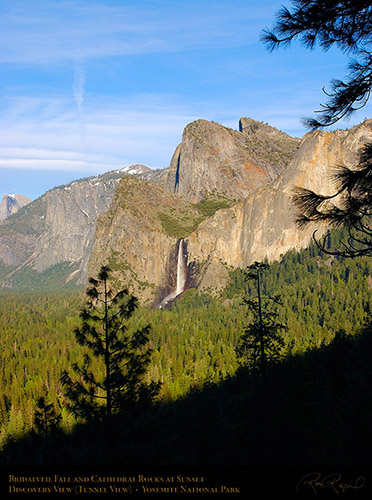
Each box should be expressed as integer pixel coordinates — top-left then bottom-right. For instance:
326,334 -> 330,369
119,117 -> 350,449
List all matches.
1,0 -> 372,199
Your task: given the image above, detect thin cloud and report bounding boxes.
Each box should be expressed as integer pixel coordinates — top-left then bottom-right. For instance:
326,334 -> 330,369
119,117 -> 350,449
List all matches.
0,0 -> 266,64
1,0 -> 369,202
73,63 -> 85,114
0,158 -> 112,171
0,145 -> 123,173
0,93 -> 198,172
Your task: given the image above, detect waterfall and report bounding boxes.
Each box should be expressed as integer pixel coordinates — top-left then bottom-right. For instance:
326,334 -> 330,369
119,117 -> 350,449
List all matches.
175,238 -> 186,296
160,239 -> 186,307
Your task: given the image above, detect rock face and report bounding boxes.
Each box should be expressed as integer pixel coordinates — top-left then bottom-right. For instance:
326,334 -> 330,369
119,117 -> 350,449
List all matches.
86,118 -> 301,303
162,118 -> 299,203
89,119 -> 372,302
185,120 -> 372,292
0,170 -> 131,289
2,116 -> 372,300
0,194 -> 31,220
87,177 -> 203,304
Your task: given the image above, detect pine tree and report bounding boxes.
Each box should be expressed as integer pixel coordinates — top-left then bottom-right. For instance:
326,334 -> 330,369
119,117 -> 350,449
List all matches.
60,266 -> 160,426
261,0 -> 372,129
262,1 -> 372,257
236,262 -> 286,379
293,143 -> 372,258
33,396 -> 61,439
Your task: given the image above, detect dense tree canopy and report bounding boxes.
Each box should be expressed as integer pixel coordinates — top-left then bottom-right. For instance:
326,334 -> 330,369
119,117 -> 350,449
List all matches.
2,228 -> 372,445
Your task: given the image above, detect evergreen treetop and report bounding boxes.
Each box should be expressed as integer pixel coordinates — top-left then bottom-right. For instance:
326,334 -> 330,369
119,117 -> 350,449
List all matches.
61,265 -> 160,425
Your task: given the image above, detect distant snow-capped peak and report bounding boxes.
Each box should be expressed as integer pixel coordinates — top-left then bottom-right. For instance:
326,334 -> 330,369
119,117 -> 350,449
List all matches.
119,164 -> 151,176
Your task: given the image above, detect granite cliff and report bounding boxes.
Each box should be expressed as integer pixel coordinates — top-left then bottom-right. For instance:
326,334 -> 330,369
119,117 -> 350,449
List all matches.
185,120 -> 372,292
87,118 -> 372,303
87,177 -> 203,304
162,118 -> 299,202
0,168 -> 149,289
86,117 -> 300,302
0,194 -> 31,220
2,117 -> 372,301
0,117 -> 296,293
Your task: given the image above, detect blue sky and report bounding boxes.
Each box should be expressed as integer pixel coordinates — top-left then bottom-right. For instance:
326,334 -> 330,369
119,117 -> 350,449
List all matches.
1,0 -> 372,200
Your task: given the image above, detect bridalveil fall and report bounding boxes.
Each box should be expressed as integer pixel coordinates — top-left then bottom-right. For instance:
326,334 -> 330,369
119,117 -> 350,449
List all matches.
160,239 -> 186,307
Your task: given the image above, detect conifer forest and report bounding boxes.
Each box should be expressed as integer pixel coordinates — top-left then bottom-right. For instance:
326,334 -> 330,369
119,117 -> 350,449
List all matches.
1,229 -> 372,475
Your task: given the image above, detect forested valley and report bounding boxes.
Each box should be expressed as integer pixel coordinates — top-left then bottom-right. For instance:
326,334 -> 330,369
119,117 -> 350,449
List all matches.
1,227 -> 372,468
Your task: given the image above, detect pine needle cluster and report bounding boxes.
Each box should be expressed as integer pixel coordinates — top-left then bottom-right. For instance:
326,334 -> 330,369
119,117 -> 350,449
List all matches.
261,0 -> 372,128
293,143 -> 372,257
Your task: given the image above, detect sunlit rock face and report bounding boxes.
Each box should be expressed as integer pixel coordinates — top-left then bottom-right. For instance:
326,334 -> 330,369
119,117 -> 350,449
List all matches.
87,177 -> 202,305
185,120 -> 372,292
86,119 -> 372,302
162,118 -> 299,203
2,116 -> 372,300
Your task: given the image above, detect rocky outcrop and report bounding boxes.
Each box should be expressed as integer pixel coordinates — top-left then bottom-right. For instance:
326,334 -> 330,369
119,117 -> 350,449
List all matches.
89,120 -> 372,302
185,120 -> 372,292
0,171 -> 130,288
87,118 -> 301,303
32,177 -> 122,275
162,118 -> 299,203
2,116 -> 372,300
87,177 -> 203,304
0,194 -> 31,220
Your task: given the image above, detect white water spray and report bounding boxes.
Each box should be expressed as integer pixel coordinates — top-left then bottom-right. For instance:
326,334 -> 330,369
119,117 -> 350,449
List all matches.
175,238 -> 186,296
160,239 -> 186,307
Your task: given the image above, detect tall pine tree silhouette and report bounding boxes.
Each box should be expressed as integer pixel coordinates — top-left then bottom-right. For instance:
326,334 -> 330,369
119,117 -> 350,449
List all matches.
236,262 -> 285,380
61,265 -> 160,426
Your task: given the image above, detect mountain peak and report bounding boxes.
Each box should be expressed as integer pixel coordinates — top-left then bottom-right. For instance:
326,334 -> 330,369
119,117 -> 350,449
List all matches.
238,117 -> 296,139
120,164 -> 152,176
0,194 -> 31,220
163,117 -> 299,203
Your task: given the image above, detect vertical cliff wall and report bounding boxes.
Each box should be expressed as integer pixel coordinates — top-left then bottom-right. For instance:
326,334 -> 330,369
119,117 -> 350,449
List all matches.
2,117 -> 372,300
87,177 -> 204,304
185,120 -> 372,292
0,172 -> 127,288
162,118 -> 299,203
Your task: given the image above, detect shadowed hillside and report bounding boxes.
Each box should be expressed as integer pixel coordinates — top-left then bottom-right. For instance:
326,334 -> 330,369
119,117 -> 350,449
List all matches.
2,323 -> 372,467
